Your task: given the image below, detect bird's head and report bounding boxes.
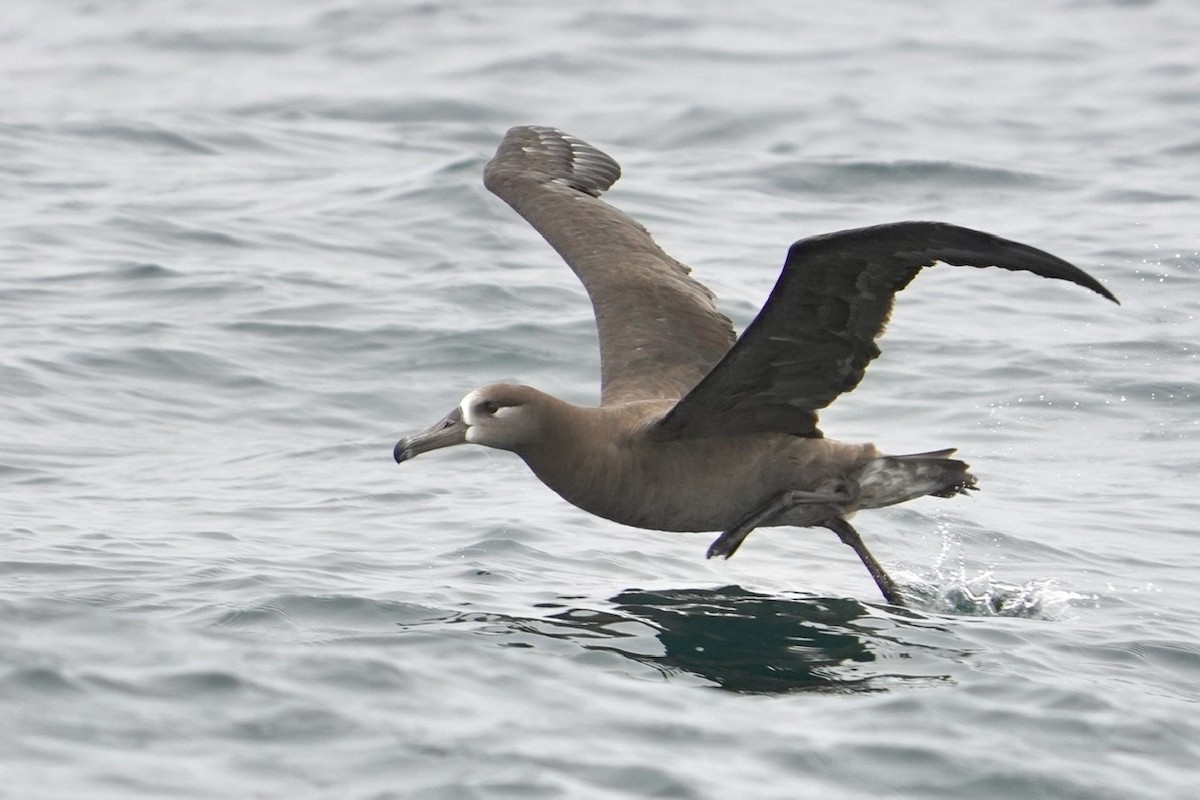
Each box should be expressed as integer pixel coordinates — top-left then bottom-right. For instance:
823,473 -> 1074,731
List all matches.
393,383 -> 542,463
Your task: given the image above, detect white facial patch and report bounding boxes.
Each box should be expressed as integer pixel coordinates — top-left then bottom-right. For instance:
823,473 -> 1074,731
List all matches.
459,388 -> 487,426
459,387 -> 519,428
459,387 -> 523,449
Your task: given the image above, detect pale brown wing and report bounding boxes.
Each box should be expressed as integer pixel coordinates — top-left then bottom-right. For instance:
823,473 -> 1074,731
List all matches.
483,126 -> 736,405
652,221 -> 1118,440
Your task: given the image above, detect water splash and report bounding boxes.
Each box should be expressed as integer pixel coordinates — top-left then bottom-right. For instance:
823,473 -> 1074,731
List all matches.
899,521 -> 1094,618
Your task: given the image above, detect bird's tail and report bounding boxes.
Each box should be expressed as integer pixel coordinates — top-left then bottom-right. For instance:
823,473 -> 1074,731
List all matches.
853,448 -> 978,510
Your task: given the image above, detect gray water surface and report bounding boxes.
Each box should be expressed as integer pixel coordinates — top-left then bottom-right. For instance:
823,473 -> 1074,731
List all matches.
3,1 -> 1198,798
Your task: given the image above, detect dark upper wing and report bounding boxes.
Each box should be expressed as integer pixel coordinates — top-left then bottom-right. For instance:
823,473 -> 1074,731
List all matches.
651,221 -> 1118,440
483,126 -> 736,406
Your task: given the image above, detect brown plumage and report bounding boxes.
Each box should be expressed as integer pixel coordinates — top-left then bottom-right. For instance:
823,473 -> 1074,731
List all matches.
394,125 -> 1118,606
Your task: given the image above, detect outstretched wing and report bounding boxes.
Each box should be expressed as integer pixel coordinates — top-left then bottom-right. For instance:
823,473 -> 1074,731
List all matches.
483,126 -> 736,406
652,221 -> 1118,440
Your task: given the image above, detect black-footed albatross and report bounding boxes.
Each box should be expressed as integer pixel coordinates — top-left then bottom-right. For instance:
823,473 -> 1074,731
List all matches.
394,125 -> 1118,606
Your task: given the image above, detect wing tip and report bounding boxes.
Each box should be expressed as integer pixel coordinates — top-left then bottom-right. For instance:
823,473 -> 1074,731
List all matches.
788,220 -> 1121,305
485,125 -> 621,199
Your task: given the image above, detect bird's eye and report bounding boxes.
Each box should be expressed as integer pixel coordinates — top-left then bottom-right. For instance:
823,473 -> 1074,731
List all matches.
481,400 -> 500,415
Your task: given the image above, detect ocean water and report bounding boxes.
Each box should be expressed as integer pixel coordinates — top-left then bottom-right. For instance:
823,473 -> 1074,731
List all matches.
2,0 -> 1199,797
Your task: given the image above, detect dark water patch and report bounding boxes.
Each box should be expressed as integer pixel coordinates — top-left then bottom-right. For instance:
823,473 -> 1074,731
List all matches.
455,586 -> 963,694
0,363 -> 46,399
234,96 -> 501,126
193,529 -> 238,542
1162,136 -> 1200,158
107,212 -> 251,250
232,296 -> 363,327
574,9 -> 699,37
0,559 -> 107,578
285,653 -> 415,693
476,50 -> 626,80
0,461 -> 52,482
221,320 -> 369,353
1097,188 -> 1195,205
113,261 -> 180,280
64,121 -> 219,156
226,705 -> 358,742
655,105 -> 798,149
85,668 -> 262,700
0,666 -> 84,697
67,345 -> 273,391
26,261 -> 182,286
757,158 -> 1058,198
130,28 -> 301,56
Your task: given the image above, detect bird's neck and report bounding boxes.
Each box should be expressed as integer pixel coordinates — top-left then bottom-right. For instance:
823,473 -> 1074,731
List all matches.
516,400 -> 682,527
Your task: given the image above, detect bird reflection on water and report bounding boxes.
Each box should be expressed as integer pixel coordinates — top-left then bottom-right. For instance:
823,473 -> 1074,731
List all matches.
456,586 -> 966,694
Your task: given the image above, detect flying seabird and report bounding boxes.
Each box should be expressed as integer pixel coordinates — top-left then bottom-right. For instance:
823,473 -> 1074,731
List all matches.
394,125 -> 1118,606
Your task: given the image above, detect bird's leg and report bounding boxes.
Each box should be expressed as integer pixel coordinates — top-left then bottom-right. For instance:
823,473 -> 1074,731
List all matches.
705,486 -> 850,560
824,517 -> 906,607
705,493 -> 789,559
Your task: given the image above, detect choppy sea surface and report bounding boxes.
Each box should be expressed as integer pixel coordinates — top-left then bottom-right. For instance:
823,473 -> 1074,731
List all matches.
3,1 -> 1199,797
